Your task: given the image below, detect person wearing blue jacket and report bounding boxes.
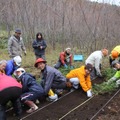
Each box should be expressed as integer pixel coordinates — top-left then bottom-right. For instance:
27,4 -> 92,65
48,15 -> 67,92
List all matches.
32,32 -> 47,60
34,58 -> 68,101
5,56 -> 22,76
14,68 -> 45,113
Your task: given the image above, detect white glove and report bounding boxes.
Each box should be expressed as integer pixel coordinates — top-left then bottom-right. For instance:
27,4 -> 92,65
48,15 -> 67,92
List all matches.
87,89 -> 92,97
107,77 -> 117,84
116,79 -> 120,87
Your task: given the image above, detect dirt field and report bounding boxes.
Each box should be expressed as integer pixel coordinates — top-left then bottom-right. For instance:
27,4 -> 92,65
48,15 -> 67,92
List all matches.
6,78 -> 120,120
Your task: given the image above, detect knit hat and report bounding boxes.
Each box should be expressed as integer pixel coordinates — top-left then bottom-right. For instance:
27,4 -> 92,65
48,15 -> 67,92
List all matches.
85,63 -> 93,72
111,60 -> 119,68
15,28 -> 21,33
65,48 -> 71,51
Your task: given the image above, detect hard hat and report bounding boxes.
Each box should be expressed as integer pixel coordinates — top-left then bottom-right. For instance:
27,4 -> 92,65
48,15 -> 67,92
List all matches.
14,68 -> 25,79
16,68 -> 25,73
48,94 -> 58,102
13,56 -> 22,66
34,58 -> 46,67
111,60 -> 119,68
111,50 -> 119,59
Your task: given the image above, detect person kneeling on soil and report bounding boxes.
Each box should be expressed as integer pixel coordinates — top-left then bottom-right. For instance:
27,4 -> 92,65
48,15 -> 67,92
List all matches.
0,73 -> 22,120
66,63 -> 93,97
14,68 -> 45,113
34,58 -> 71,101
107,60 -> 120,87
5,56 -> 22,76
54,48 -> 73,69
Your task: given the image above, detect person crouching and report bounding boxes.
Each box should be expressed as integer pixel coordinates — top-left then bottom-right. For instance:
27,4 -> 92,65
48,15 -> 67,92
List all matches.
14,68 -> 45,113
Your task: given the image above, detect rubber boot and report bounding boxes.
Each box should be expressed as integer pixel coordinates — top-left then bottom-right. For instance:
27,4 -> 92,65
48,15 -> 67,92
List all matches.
24,100 -> 38,113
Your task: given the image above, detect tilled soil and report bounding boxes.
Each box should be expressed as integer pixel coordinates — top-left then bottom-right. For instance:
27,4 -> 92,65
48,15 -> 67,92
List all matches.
6,78 -> 120,120
96,89 -> 120,120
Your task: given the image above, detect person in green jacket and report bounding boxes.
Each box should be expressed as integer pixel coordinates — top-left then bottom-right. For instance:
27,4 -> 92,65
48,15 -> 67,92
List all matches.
107,60 -> 120,87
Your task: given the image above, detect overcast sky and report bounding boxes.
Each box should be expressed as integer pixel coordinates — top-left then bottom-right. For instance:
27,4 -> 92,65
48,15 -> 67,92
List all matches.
89,0 -> 120,6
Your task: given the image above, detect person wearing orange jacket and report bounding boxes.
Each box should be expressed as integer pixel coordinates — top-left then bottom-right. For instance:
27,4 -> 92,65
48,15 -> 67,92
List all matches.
66,63 -> 93,97
109,45 -> 120,67
54,48 -> 73,69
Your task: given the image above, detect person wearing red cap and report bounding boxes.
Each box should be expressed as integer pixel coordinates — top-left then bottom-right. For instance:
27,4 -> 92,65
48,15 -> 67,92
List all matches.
34,58 -> 69,100
66,64 -> 93,97
109,45 -> 120,67
54,48 -> 73,69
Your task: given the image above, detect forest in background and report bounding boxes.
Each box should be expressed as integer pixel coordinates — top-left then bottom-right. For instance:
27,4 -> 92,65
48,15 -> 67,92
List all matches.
0,0 -> 120,54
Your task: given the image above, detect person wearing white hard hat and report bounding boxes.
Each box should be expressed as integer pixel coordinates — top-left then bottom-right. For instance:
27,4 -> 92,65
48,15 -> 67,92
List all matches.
54,47 -> 73,69
14,68 -> 45,113
5,56 -> 22,76
8,28 -> 27,58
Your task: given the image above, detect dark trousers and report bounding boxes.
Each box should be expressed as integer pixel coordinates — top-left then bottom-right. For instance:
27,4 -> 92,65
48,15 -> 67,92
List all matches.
51,81 -> 66,89
0,87 -> 22,120
54,60 -> 70,69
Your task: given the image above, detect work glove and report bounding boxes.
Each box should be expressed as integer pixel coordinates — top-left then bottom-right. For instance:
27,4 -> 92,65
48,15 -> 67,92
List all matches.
116,79 -> 120,87
64,64 -> 68,69
24,51 -> 27,56
87,89 -> 92,97
107,77 -> 117,84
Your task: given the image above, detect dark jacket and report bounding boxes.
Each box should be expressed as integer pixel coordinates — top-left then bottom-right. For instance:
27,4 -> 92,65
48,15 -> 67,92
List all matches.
41,65 -> 66,95
32,39 -> 47,56
19,73 -> 44,95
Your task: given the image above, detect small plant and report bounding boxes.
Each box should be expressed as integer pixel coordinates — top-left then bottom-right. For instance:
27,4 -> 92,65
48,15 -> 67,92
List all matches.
93,68 -> 117,95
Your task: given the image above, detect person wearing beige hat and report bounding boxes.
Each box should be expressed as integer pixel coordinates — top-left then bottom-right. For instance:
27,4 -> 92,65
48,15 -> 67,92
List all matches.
54,47 -> 73,69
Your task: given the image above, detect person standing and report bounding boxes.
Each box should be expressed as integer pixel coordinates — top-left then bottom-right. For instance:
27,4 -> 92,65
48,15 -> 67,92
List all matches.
8,28 -> 27,58
32,32 -> 47,60
54,48 -> 73,69
85,49 -> 108,80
